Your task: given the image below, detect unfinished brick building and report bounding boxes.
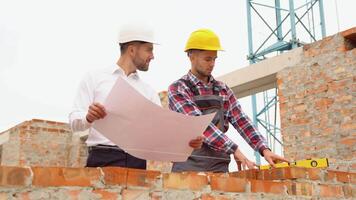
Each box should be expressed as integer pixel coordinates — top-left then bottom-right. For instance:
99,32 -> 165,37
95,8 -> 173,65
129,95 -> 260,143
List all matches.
0,27 -> 355,199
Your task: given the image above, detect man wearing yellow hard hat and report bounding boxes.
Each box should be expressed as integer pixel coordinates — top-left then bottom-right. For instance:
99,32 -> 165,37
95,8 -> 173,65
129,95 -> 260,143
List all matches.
168,29 -> 288,172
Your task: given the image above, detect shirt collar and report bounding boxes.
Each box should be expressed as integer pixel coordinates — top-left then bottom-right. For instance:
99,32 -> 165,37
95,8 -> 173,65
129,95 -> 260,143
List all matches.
111,65 -> 139,79
187,70 -> 216,86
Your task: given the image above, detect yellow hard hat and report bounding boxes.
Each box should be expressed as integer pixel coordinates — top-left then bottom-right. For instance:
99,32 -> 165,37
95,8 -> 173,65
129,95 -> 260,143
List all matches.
184,29 -> 223,52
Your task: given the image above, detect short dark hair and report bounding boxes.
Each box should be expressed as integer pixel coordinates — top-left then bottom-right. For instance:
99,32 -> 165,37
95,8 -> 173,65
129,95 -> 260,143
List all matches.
186,49 -> 202,57
119,41 -> 148,55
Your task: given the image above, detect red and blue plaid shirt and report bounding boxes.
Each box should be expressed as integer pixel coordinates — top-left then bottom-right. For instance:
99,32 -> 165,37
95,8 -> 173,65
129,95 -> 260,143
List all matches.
168,71 -> 269,155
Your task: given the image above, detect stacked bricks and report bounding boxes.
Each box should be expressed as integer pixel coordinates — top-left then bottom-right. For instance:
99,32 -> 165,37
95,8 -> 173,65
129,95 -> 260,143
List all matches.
277,27 -> 356,171
0,119 -> 87,167
0,165 -> 355,199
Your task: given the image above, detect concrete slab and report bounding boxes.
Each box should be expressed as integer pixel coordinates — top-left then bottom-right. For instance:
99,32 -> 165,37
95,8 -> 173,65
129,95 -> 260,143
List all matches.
217,47 -> 303,98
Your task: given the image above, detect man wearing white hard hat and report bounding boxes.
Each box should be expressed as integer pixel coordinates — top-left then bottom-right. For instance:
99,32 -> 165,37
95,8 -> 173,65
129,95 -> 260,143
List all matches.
69,23 -> 203,169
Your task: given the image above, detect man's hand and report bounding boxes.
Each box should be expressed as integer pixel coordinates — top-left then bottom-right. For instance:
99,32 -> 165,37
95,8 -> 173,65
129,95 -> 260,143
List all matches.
188,136 -> 204,149
86,102 -> 107,123
233,148 -> 257,170
262,149 -> 289,168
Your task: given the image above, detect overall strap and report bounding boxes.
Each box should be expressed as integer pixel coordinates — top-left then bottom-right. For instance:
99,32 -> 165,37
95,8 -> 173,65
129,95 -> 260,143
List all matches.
212,81 -> 220,96
180,79 -> 200,96
180,78 -> 221,96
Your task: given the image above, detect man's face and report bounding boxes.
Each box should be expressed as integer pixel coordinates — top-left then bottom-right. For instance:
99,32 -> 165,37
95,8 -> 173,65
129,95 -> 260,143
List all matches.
132,43 -> 154,71
190,50 -> 217,79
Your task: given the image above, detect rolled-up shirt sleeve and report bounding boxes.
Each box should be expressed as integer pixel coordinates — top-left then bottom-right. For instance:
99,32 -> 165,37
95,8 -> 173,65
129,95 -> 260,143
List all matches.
69,73 -> 93,132
226,86 -> 269,156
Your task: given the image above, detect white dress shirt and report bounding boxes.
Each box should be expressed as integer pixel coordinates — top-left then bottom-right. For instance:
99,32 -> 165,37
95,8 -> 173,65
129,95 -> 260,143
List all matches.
69,65 -> 161,146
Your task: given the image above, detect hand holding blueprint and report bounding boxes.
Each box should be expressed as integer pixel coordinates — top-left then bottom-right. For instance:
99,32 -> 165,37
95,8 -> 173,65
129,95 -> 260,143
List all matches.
93,77 -> 214,162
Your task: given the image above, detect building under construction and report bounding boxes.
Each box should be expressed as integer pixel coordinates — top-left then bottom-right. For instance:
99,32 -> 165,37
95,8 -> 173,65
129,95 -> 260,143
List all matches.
0,26 -> 354,200
0,0 -> 355,198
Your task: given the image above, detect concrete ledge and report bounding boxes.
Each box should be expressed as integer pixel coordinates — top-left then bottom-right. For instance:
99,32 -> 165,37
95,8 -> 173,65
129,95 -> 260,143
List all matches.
217,47 -> 303,98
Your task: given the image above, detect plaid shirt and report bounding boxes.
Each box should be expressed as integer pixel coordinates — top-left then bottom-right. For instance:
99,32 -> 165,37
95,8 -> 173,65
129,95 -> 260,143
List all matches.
168,71 -> 269,155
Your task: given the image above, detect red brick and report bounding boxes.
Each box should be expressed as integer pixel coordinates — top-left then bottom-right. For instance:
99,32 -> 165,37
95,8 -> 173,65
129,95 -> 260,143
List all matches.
319,184 -> 343,197
341,27 -> 356,40
351,164 -> 356,172
329,80 -> 348,91
326,170 -> 350,183
260,167 -> 307,180
284,167 -> 308,179
302,131 -> 311,137
67,190 -> 81,199
150,191 -> 162,200
343,185 -> 356,198
29,126 -> 40,131
32,167 -> 101,187
201,194 -> 232,200
127,168 -> 160,188
163,172 -> 208,190
31,119 -> 46,123
336,171 -> 351,183
341,122 -> 356,130
315,98 -> 334,110
306,85 -> 328,95
304,47 -> 320,57
0,193 -> 9,200
279,104 -> 287,115
210,177 -> 247,192
205,172 -> 226,179
335,95 -> 352,103
318,35 -> 333,49
320,127 -> 333,135
337,45 -> 348,52
291,118 -> 310,125
47,128 -> 59,133
256,170 -> 265,180
306,168 -> 322,180
276,79 -> 283,87
288,182 -> 313,196
340,137 -> 356,147
93,189 -> 119,199
293,104 -> 307,113
351,172 -> 356,184
122,189 -> 148,200
251,180 -> 288,194
230,169 -> 258,179
0,166 -> 31,186
102,167 -> 127,186
45,120 -> 58,125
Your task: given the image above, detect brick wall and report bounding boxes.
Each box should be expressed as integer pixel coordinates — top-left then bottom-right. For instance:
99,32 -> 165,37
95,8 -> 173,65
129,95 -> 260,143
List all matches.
0,119 -> 87,167
0,165 -> 354,199
277,27 -> 356,171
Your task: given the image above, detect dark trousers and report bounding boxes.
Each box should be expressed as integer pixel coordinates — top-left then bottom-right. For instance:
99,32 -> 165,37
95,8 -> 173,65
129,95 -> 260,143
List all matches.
172,144 -> 230,172
86,145 -> 146,169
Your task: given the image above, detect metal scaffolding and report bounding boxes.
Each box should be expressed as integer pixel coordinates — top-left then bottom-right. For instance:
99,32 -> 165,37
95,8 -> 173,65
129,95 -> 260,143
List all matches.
245,0 -> 326,164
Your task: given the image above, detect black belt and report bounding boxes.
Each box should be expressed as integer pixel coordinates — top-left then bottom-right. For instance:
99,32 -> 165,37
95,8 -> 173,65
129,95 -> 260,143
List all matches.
88,144 -> 124,152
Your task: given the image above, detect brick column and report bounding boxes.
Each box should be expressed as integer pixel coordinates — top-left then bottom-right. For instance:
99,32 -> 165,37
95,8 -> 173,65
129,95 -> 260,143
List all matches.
277,28 -> 356,171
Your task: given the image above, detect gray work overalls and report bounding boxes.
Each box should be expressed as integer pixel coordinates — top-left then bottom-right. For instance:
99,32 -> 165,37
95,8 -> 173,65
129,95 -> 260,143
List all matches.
172,79 -> 230,172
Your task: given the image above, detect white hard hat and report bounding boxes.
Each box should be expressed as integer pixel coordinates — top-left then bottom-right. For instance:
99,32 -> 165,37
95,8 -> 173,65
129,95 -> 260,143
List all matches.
118,23 -> 157,44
